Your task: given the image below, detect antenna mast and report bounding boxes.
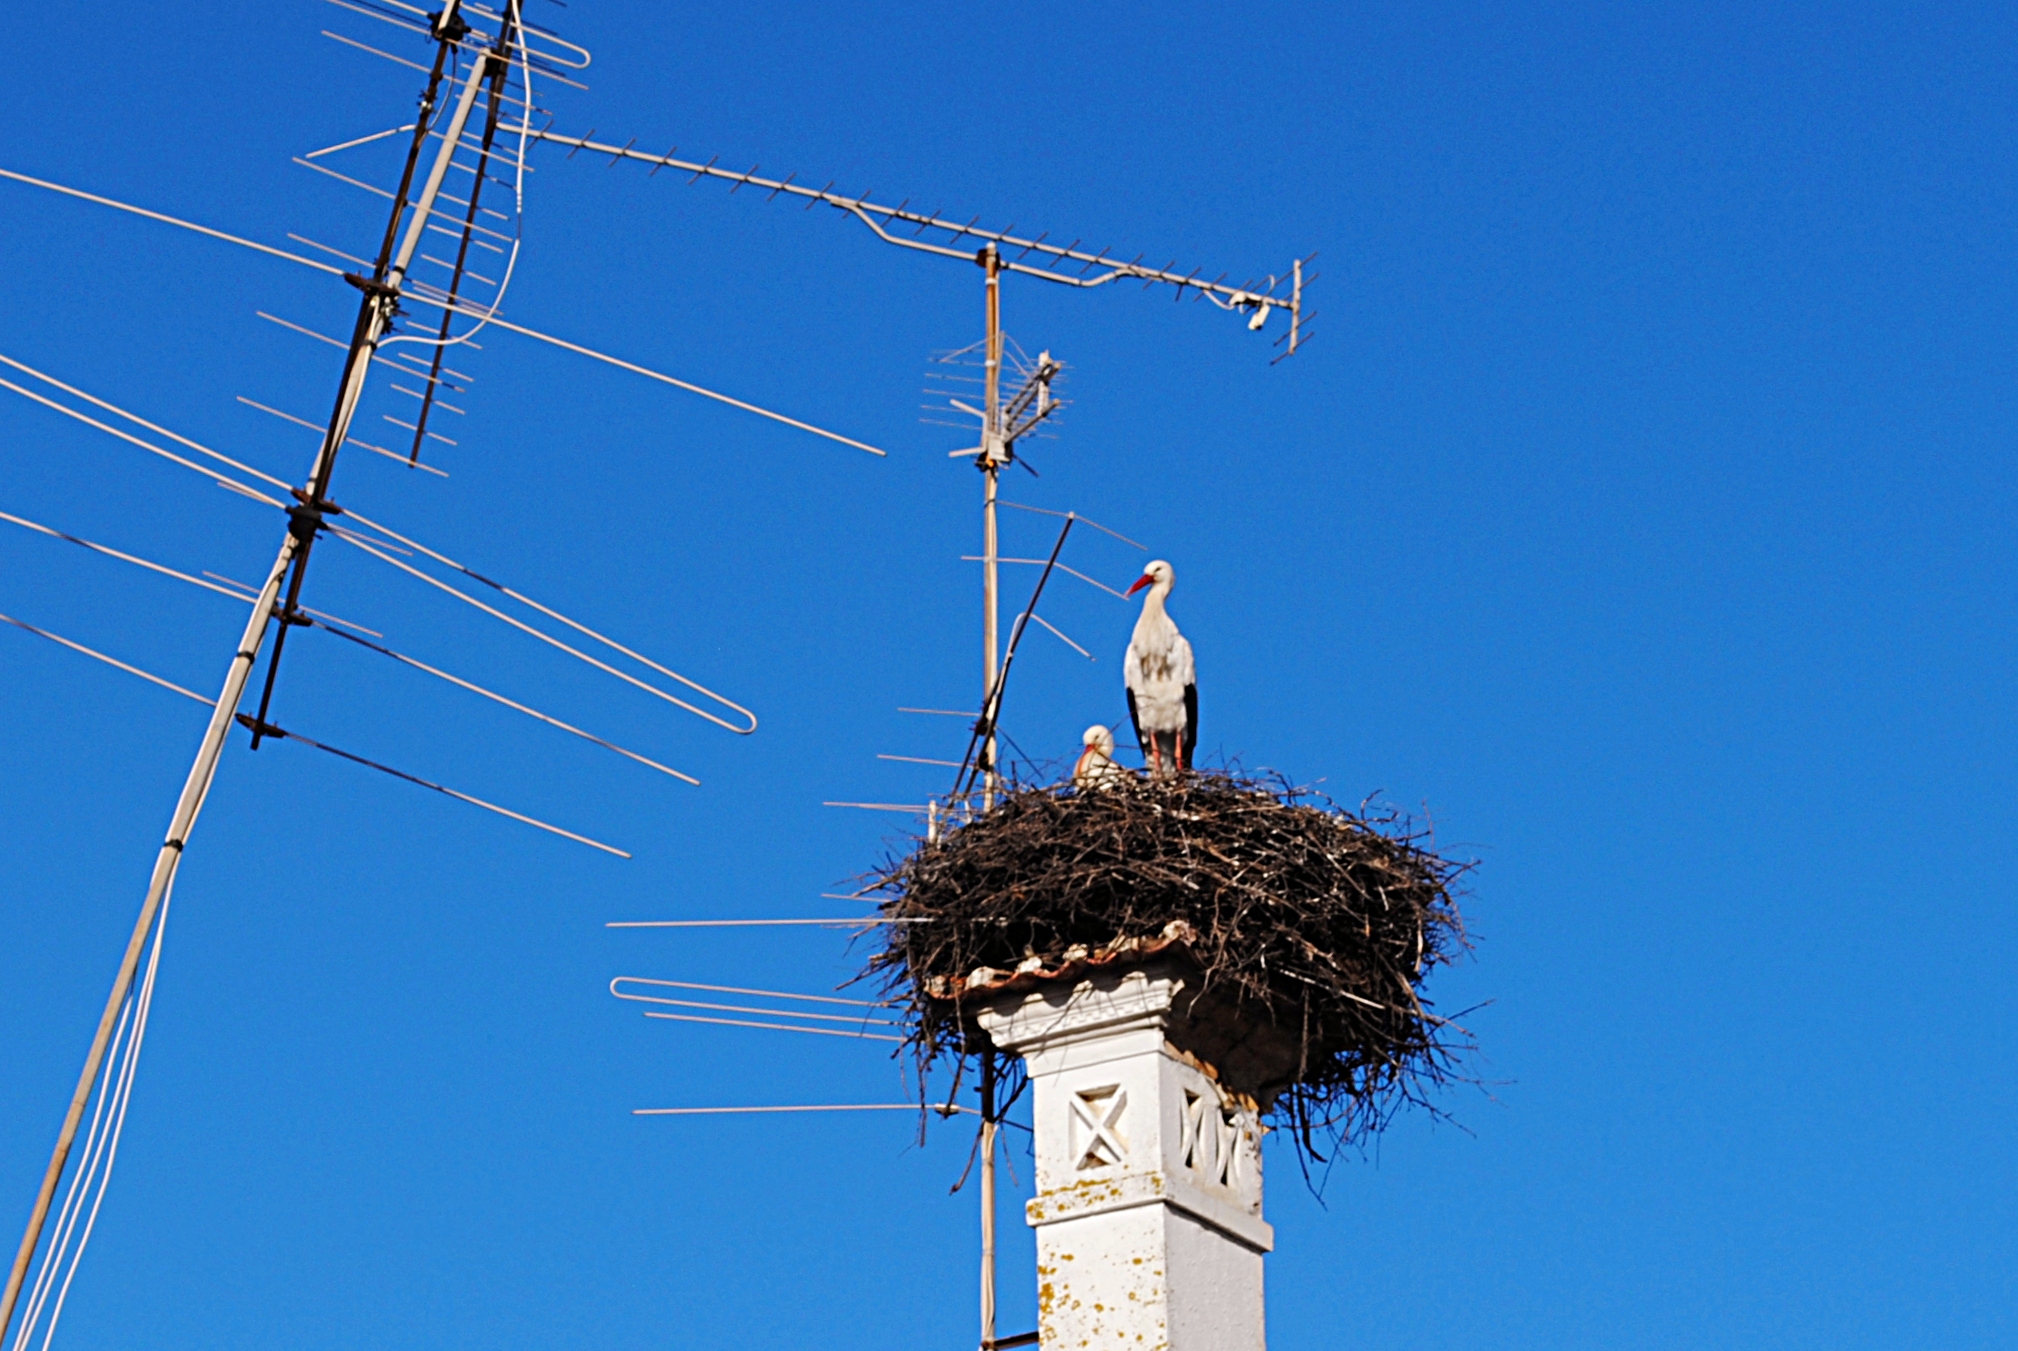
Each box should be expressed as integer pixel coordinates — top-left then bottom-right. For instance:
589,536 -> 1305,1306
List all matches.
0,4 -> 520,1340
524,131 -> 1315,818
250,1 -> 518,742
979,246 -> 1005,810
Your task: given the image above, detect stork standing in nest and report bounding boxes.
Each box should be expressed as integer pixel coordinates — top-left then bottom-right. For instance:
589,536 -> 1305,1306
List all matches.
1124,559 -> 1197,777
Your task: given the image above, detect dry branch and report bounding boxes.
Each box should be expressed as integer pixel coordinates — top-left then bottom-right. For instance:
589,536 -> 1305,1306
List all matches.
863,770 -> 1473,1157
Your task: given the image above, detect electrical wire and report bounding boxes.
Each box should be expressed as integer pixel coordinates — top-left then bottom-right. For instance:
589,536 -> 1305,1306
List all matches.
37,875 -> 171,1351
7,1001 -> 127,1351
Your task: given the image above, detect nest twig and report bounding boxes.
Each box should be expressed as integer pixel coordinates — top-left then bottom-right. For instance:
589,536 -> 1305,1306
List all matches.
862,770 -> 1474,1160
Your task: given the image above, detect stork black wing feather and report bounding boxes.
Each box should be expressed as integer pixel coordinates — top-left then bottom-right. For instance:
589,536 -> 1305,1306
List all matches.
1182,683 -> 1198,770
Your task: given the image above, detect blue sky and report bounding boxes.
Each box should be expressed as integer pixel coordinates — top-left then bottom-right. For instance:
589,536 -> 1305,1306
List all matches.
1,2 -> 2013,1347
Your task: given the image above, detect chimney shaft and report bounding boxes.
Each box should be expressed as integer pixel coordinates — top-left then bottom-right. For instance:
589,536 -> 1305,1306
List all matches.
978,959 -> 1271,1351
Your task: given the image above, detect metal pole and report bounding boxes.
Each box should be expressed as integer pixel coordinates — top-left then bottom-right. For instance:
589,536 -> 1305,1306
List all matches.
979,245 -> 1003,811
0,535 -> 298,1344
979,1053 -> 998,1350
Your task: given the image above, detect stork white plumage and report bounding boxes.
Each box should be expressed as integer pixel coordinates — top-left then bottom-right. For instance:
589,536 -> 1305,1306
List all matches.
1073,724 -> 1128,789
1124,560 -> 1196,777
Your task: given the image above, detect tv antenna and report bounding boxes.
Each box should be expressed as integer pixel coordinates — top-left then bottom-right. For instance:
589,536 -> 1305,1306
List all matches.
531,131 -> 1313,1351
529,132 -> 1317,822
0,8 -> 537,1341
0,4 -> 893,1345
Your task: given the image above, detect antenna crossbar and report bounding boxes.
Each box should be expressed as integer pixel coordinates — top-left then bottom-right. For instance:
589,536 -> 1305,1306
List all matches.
529,129 -> 1310,352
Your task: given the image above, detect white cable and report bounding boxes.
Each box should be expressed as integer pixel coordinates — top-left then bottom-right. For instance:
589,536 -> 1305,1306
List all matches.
379,0 -> 532,354
9,672 -> 230,1350
9,865 -> 175,1351
35,869 -> 174,1350
36,711 -> 236,1347
8,1004 -> 129,1351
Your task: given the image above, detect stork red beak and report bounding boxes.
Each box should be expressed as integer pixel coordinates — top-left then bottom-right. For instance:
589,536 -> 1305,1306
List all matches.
1126,574 -> 1153,596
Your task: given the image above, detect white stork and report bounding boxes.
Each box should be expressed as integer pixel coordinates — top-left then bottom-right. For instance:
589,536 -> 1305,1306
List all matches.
1124,559 -> 1196,777
1073,724 -> 1128,789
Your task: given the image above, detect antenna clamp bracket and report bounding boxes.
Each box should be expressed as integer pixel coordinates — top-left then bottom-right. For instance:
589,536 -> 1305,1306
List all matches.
429,8 -> 471,42
285,500 -> 327,545
343,272 -> 401,300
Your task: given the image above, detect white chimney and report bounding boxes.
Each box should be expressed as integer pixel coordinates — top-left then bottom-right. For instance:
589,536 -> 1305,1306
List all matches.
977,957 -> 1275,1351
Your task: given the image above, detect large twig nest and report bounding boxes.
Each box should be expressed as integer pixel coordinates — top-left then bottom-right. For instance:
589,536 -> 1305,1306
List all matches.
864,771 -> 1474,1156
